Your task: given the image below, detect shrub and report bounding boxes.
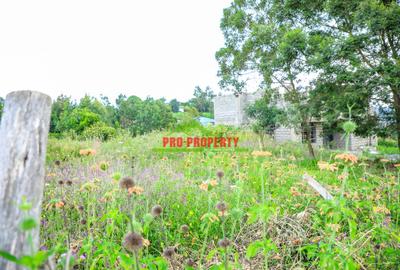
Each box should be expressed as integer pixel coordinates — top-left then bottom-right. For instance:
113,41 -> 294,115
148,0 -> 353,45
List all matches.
81,122 -> 116,141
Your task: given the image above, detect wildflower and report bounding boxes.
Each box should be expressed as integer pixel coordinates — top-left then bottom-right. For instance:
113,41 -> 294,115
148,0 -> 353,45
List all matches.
216,202 -> 228,216
123,232 -> 144,252
162,156 -> 168,161
99,162 -> 109,171
251,150 -> 272,157
216,171 -> 224,179
338,172 -> 349,181
80,219 -> 87,225
55,200 -> 65,208
143,238 -> 150,247
58,180 -> 64,185
209,179 -> 218,187
380,159 -> 390,163
290,187 -> 301,196
54,160 -> 61,166
163,246 -> 176,259
394,163 -> 400,168
79,149 -> 97,156
79,182 -> 98,192
317,161 -> 338,172
66,180 -> 73,186
151,205 -> 163,217
272,254 -> 282,260
78,205 -> 84,212
128,186 -> 144,195
120,177 -> 135,190
199,182 -> 209,191
334,153 -> 358,164
180,224 -> 189,234
218,238 -> 231,248
373,206 -> 390,215
200,213 -> 219,223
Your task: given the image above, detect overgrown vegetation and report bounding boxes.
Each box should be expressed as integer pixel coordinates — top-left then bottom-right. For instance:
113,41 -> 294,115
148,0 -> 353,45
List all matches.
1,123 -> 397,269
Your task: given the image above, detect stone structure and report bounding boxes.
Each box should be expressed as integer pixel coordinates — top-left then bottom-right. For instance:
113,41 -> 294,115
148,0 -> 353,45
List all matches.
214,92 -> 377,151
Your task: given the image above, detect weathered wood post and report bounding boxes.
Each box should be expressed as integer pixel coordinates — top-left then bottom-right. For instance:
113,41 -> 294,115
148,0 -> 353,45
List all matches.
0,91 -> 52,270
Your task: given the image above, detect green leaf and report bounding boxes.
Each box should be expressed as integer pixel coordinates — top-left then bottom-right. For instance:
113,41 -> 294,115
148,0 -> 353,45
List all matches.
20,217 -> 37,231
246,240 -> 263,259
0,250 -> 18,263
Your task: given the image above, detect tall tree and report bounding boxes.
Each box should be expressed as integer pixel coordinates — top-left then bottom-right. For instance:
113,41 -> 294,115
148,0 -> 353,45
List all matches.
216,0 -> 324,157
189,86 -> 216,114
278,0 -> 400,148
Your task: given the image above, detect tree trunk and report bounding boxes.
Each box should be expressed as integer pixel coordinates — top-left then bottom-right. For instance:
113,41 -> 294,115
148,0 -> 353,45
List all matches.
0,91 -> 52,270
392,88 -> 400,150
303,122 -> 316,159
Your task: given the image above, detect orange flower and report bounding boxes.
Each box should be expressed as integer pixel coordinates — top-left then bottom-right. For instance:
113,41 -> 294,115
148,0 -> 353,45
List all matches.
290,187 -> 301,196
338,172 -> 349,181
209,179 -> 218,187
79,149 -> 96,156
251,150 -> 273,157
334,153 -> 358,164
143,239 -> 150,247
55,201 -> 65,208
199,182 -> 208,191
128,186 -> 144,195
317,161 -> 338,172
373,206 -> 390,215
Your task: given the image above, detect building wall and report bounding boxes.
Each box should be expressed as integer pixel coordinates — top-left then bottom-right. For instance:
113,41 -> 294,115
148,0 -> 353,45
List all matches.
214,93 -> 377,151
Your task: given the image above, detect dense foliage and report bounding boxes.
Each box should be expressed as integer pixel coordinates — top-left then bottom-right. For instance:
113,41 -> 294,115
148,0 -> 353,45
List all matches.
216,0 -> 400,150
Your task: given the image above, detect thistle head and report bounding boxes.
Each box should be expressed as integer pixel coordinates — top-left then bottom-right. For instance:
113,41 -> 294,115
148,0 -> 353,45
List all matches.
123,232 -> 144,252
120,177 -> 135,190
151,205 -> 163,217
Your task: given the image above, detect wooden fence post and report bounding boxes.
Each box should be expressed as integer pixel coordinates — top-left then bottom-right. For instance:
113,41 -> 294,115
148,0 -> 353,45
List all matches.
0,91 -> 52,270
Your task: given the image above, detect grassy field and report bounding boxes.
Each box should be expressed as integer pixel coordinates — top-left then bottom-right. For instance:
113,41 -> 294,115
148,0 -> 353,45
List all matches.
35,129 -> 400,269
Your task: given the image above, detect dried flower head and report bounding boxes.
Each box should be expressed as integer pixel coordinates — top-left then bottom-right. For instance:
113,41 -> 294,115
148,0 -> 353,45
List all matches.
163,246 -> 176,259
123,232 -> 144,252
120,177 -> 135,190
58,180 -> 64,185
218,238 -> 231,248
80,219 -> 87,225
216,171 -> 224,179
216,202 -> 228,213
78,205 -> 84,212
66,180 -> 73,186
151,205 -> 163,217
54,160 -> 61,166
186,259 -> 196,267
180,224 -> 189,234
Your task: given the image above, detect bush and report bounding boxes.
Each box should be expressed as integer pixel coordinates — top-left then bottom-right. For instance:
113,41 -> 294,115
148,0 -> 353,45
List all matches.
81,122 -> 116,141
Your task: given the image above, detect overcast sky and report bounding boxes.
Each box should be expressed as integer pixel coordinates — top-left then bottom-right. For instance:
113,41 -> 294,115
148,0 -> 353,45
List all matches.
0,0 -> 232,102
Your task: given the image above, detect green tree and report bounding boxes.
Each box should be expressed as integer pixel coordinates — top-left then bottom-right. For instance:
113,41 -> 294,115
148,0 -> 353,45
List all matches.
50,95 -> 75,133
189,86 -> 216,114
169,99 -> 180,113
56,108 -> 101,134
116,96 -> 176,136
216,1 -> 323,157
277,0 -> 400,148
